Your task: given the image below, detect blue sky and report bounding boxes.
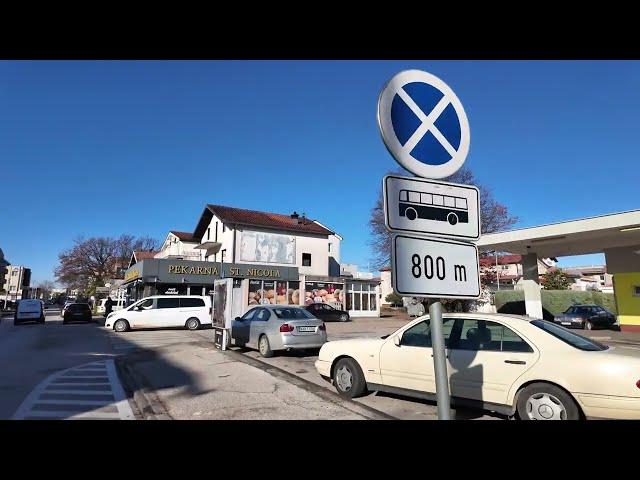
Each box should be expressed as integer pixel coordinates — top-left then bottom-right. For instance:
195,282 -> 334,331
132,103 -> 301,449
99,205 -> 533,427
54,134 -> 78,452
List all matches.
2,60 -> 638,285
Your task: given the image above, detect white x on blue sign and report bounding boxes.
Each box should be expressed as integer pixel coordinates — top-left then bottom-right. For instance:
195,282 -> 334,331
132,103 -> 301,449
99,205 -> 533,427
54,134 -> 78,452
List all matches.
377,70 -> 470,179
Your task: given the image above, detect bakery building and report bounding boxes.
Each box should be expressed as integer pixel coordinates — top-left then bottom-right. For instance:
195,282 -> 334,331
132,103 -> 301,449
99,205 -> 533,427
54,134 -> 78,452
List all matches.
123,204 -> 381,317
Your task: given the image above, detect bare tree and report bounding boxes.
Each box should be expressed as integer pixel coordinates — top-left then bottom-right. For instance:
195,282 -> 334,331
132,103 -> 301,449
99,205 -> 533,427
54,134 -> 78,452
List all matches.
55,235 -> 160,293
368,166 -> 518,270
36,280 -> 56,299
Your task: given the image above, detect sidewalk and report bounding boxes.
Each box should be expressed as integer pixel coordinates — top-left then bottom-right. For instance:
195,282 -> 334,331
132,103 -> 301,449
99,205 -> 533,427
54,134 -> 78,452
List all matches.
584,329 -> 640,344
118,341 -> 383,420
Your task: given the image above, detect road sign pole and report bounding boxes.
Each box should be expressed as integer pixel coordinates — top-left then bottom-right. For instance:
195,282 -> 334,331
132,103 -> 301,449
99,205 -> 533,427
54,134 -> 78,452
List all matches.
429,300 -> 451,420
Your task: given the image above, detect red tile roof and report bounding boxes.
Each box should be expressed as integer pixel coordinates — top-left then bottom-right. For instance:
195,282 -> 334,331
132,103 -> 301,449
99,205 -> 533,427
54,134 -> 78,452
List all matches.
479,254 -> 523,267
170,231 -> 195,242
194,204 -> 335,239
133,251 -> 158,260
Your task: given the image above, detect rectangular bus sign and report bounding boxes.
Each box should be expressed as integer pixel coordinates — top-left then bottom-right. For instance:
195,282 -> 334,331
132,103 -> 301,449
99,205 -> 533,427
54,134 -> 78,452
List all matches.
392,234 -> 480,299
383,175 -> 480,241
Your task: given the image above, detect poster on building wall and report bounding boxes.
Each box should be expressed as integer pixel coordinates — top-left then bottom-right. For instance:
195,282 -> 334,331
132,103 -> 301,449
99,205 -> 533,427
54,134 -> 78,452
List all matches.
305,282 -> 344,307
240,231 -> 296,264
213,281 -> 228,328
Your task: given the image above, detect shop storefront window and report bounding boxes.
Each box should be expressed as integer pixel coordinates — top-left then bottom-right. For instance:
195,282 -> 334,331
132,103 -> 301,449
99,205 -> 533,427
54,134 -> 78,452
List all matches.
276,281 -> 288,304
189,286 -> 205,296
263,281 -> 276,304
305,282 -> 344,307
249,280 -> 263,306
288,281 -> 300,305
347,283 -> 379,312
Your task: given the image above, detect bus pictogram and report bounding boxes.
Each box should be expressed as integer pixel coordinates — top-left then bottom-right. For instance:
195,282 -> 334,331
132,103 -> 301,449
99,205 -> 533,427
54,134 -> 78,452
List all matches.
398,189 -> 469,226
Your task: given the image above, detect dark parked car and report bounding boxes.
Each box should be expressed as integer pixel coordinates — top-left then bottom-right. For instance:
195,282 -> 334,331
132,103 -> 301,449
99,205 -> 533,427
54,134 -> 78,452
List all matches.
306,303 -> 350,322
62,303 -> 93,324
553,304 -> 616,330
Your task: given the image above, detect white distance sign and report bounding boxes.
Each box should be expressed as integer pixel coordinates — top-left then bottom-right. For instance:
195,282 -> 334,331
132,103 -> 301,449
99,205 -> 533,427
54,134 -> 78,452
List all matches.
392,234 -> 480,299
383,174 -> 480,241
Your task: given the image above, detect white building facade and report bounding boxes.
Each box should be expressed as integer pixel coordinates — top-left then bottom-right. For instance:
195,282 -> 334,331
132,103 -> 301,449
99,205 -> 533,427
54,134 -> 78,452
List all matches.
123,205 -> 380,318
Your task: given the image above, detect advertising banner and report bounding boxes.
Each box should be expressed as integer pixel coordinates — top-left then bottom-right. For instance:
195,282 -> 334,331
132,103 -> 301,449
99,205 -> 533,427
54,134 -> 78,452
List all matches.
240,231 -> 296,264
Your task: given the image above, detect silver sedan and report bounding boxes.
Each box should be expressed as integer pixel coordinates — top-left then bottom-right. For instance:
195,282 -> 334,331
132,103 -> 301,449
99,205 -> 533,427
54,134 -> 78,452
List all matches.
231,305 -> 327,357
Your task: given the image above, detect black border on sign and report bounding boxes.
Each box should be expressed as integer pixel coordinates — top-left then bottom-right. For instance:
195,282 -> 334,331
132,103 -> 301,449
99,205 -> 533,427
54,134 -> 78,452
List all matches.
392,234 -> 480,299
383,175 -> 481,240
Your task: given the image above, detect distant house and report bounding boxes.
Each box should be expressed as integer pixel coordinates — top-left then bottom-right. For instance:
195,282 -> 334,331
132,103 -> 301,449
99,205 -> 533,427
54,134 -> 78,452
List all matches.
128,250 -> 159,269
562,265 -> 613,293
479,254 -> 556,289
155,231 -> 201,261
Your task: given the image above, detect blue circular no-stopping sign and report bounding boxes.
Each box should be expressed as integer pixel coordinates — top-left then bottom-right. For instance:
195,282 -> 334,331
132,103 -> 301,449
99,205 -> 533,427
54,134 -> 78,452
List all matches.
377,70 -> 470,179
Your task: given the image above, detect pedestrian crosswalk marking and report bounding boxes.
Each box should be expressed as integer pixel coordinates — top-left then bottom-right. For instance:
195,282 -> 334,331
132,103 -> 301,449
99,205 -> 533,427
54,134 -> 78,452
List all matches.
12,360 -> 135,420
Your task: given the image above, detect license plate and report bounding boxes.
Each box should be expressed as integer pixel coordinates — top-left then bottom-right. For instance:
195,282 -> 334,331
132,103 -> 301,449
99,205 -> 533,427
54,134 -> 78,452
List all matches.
298,326 -> 316,332
561,322 -> 571,326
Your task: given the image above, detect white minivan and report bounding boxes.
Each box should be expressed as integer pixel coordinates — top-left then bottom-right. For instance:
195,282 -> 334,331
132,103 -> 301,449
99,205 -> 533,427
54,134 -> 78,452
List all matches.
15,299 -> 46,325
105,295 -> 212,332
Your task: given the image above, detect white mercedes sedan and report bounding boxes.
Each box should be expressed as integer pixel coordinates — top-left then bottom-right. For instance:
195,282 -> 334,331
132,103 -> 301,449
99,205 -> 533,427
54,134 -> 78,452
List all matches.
315,313 -> 640,420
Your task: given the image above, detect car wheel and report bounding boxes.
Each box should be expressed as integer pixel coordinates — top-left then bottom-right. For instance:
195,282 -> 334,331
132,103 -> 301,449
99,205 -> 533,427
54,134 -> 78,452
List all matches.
339,313 -> 349,322
258,335 -> 274,358
516,383 -> 580,420
333,358 -> 367,399
114,319 -> 130,333
186,318 -> 200,331
584,320 -> 593,330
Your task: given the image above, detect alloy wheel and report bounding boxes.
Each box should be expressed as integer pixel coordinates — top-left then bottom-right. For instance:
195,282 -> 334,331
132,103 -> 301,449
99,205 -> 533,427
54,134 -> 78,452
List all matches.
525,393 -> 567,420
335,365 -> 353,392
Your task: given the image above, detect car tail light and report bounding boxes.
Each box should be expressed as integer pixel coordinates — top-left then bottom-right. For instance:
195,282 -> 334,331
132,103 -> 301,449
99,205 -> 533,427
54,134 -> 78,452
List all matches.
319,323 -> 326,331
279,323 -> 295,333
209,307 -> 212,315
636,379 -> 640,390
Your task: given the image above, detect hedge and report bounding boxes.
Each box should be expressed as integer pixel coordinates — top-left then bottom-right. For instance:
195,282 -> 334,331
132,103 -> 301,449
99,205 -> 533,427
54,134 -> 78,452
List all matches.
494,290 -> 617,316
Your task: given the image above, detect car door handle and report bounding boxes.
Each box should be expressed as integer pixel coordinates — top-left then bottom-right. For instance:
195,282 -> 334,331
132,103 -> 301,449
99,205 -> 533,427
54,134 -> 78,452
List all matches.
504,360 -> 526,365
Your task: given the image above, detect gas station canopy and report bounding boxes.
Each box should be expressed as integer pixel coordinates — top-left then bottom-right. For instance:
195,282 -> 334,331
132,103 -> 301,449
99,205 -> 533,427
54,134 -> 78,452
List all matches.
477,210 -> 640,258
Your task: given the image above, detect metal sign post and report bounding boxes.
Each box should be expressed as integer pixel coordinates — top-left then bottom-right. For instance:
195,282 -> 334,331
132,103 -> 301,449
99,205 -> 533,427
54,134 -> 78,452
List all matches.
378,69 -> 478,420
428,300 -> 450,419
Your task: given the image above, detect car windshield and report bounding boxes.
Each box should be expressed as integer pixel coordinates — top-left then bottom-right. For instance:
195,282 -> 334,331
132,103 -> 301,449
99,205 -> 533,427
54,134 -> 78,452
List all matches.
273,308 -> 316,319
531,319 -> 609,351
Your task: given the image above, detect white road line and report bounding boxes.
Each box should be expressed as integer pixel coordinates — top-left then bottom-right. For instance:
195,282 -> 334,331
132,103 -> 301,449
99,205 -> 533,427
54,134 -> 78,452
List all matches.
12,360 -> 134,420
34,399 -> 115,406
49,382 -> 112,387
25,411 -> 121,420
43,389 -> 113,395
106,359 -> 135,420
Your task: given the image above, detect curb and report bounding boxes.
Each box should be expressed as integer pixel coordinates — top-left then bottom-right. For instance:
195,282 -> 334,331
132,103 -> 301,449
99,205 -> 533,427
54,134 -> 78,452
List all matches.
223,348 -> 396,420
114,356 -> 172,420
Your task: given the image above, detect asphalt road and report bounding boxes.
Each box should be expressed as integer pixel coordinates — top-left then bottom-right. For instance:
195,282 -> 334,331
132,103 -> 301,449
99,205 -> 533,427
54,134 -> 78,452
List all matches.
3,310 -> 637,420
0,308 -> 129,419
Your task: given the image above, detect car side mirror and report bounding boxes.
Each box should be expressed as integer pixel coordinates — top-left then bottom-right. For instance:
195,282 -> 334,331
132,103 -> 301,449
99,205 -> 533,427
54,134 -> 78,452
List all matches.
136,305 -> 144,310
393,335 -> 401,347
235,317 -> 242,322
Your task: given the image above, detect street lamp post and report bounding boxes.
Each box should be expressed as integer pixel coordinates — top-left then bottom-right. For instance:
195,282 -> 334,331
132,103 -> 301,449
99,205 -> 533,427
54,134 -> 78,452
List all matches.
496,251 -> 500,291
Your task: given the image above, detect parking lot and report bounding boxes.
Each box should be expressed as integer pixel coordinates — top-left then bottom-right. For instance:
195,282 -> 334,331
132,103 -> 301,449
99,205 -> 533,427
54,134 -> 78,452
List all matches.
6,309 -> 638,420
